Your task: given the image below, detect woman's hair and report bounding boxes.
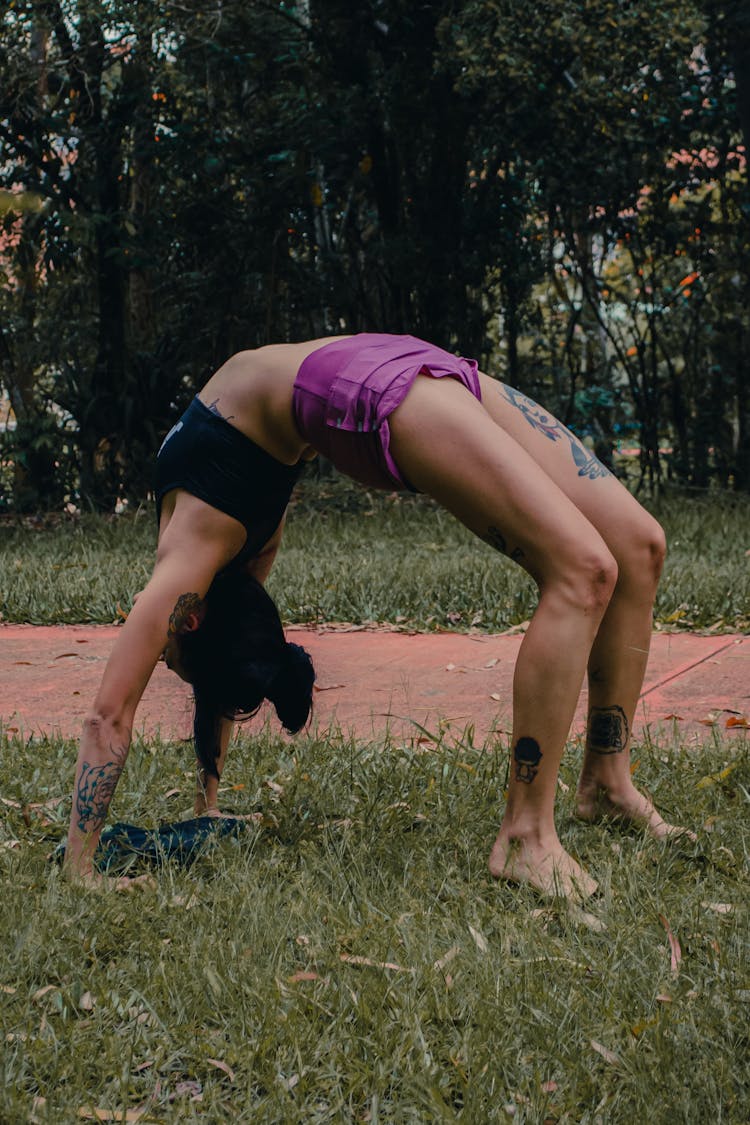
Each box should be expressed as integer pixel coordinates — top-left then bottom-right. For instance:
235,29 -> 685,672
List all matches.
175,570 -> 315,779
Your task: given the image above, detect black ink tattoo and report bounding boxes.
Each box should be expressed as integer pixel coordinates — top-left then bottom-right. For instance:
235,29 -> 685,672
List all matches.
168,592 -> 202,636
76,748 -> 127,833
206,398 -> 235,421
587,705 -> 629,754
483,526 -> 525,563
514,736 -> 542,783
497,384 -> 611,480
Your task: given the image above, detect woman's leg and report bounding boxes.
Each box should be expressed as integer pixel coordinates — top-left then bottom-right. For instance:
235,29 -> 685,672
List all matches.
474,376 -> 693,840
389,376 -> 620,899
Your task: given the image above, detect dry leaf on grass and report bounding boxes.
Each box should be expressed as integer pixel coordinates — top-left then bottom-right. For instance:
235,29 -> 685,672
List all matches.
32,984 -> 59,1002
339,954 -> 415,973
287,971 -> 321,983
77,1108 -> 147,1122
631,1015 -> 659,1037
29,1098 -> 47,1125
468,925 -> 489,954
590,1040 -> 622,1067
658,913 -> 682,975
703,901 -> 733,915
206,1058 -> 235,1083
696,762 -> 738,789
567,905 -> 608,933
433,945 -> 460,972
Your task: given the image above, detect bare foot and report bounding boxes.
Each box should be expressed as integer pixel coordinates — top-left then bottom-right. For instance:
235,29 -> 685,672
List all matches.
575,778 -> 697,842
489,832 -> 598,902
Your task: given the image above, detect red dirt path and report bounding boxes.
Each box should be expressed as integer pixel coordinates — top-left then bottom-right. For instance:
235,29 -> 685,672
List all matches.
1,625 -> 747,744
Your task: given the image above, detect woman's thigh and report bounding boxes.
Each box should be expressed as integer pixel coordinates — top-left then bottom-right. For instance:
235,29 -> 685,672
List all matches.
474,374 -> 661,566
387,374 -> 614,585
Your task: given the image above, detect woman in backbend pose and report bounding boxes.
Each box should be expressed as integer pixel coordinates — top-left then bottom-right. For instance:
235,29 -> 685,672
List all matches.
64,333 -> 690,898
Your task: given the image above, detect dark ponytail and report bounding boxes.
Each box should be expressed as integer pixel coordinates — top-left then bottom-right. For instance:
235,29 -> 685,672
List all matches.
266,642 -> 316,733
176,571 -> 315,778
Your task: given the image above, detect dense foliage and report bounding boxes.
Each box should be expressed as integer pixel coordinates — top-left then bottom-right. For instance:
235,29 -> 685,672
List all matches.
1,0 -> 749,509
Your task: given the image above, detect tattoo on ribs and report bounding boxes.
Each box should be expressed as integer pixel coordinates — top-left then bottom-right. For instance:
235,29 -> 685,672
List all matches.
483,525 -> 525,562
514,736 -> 542,784
206,398 -> 235,421
497,383 -> 611,480
588,705 -> 630,754
76,747 -> 127,833
168,592 -> 202,636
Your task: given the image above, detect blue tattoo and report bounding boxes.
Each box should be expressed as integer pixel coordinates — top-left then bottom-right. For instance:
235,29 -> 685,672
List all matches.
498,384 -> 610,480
76,750 -> 126,833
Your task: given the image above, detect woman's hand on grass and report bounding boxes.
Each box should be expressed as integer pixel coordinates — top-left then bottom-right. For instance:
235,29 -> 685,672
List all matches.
65,866 -> 157,894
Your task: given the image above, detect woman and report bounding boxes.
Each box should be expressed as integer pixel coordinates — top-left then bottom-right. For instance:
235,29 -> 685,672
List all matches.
64,333 -> 690,898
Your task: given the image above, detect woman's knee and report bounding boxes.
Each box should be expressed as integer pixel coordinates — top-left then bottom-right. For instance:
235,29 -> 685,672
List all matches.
617,513 -> 667,594
541,544 -> 619,619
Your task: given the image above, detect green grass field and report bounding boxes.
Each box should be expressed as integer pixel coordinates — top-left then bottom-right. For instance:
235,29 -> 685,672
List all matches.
0,480 -> 748,630
1,723 -> 748,1123
1,481 -> 748,1122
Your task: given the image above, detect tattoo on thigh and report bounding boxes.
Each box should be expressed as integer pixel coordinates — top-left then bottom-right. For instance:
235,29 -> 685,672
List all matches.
168,592 -> 202,636
588,705 -> 630,754
514,736 -> 542,783
483,525 -> 525,562
497,384 -> 611,481
76,748 -> 127,833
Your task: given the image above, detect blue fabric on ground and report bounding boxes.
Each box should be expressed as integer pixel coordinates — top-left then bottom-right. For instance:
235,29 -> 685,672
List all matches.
53,817 -> 253,872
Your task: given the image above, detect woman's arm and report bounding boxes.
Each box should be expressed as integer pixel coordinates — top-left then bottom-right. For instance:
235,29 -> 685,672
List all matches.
245,512 -> 286,585
194,716 -> 234,814
64,513 -> 242,879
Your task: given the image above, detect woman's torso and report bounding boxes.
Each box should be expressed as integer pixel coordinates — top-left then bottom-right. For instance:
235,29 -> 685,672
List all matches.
197,337 -> 351,464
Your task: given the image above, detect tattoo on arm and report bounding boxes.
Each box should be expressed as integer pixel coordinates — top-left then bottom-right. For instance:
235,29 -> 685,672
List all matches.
483,525 -> 525,563
514,736 -> 542,783
496,383 -> 611,480
587,705 -> 629,754
168,592 -> 202,636
75,746 -> 127,833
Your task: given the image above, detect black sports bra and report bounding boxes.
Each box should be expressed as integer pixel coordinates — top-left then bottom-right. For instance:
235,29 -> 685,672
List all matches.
155,397 -> 303,569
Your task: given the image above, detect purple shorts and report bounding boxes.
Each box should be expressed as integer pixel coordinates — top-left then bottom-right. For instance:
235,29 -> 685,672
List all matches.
292,334 -> 481,491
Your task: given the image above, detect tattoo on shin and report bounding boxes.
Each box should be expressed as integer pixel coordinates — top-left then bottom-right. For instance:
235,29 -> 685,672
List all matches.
76,747 -> 127,833
514,736 -> 542,783
483,525 -> 525,563
496,383 -> 610,480
168,592 -> 202,636
588,705 -> 630,754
